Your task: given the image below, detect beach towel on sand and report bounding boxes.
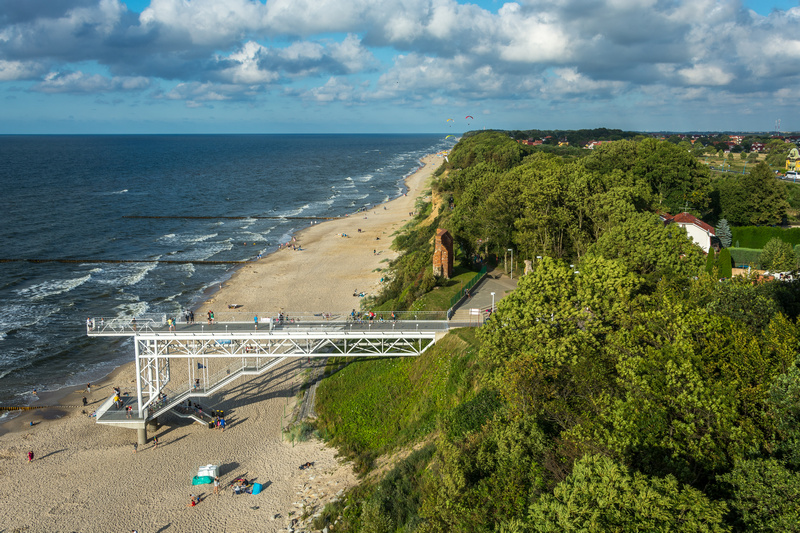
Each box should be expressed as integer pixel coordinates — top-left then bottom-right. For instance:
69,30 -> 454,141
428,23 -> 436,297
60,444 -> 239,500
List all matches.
251,482 -> 262,495
192,475 -> 213,485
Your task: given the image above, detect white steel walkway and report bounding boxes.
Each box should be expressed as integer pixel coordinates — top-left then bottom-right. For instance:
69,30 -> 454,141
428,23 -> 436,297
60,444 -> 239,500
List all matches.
85,312 -> 451,443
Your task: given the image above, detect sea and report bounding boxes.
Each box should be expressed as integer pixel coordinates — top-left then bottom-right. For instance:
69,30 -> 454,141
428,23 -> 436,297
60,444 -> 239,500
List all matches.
0,134 -> 450,415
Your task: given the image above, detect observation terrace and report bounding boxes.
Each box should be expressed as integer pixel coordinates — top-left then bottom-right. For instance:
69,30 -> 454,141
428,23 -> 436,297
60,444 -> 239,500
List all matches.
85,311 -> 457,444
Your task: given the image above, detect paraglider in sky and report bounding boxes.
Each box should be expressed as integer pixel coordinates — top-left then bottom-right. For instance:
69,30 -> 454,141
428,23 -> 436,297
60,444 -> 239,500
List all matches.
445,135 -> 455,139
446,118 -> 454,122
465,116 -> 474,120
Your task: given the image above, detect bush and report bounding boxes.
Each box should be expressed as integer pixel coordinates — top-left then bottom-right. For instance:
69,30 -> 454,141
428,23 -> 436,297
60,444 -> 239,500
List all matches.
761,238 -> 797,272
718,248 -> 733,278
729,247 -> 762,268
731,226 -> 800,249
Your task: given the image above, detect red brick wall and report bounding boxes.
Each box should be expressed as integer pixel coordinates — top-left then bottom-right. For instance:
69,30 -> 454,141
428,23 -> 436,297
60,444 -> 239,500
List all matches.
433,229 -> 454,278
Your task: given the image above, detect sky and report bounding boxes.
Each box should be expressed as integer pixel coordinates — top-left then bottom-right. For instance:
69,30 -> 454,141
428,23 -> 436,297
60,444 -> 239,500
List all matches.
1,0 -> 800,134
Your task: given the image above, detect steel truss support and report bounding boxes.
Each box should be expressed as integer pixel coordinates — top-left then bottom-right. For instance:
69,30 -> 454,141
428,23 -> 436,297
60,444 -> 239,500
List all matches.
135,332 -> 435,359
135,338 -> 171,417
131,331 -> 436,421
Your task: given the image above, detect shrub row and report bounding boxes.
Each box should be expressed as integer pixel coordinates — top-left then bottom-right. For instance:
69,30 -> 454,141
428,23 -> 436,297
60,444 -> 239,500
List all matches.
729,247 -> 762,268
731,226 -> 800,248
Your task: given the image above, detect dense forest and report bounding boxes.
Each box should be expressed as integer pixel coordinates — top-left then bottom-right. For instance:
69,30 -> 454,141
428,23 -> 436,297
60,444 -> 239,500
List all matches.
309,133 -> 800,532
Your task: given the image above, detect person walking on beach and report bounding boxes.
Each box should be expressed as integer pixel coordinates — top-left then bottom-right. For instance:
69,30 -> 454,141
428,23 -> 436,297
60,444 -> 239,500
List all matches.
152,436 -> 159,449
86,383 -> 91,394
27,451 -> 33,462
133,443 -> 138,453
214,476 -> 220,495
82,396 -> 87,407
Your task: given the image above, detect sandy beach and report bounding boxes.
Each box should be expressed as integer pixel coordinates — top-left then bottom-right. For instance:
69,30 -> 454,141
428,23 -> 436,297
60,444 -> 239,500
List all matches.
0,154 -> 442,532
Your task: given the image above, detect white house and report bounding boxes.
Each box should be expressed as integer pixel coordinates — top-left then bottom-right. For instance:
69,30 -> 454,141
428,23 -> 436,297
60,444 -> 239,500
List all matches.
661,212 -> 716,251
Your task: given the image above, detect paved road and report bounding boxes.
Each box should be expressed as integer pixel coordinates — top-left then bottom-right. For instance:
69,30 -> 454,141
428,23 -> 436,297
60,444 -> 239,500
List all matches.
451,267 -> 517,322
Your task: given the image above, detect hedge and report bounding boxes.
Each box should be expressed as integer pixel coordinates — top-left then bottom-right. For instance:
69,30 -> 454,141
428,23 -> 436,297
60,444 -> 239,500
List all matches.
729,247 -> 762,268
731,226 -> 800,249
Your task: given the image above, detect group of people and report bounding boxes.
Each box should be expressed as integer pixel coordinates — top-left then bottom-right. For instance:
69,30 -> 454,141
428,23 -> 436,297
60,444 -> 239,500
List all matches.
207,310 -> 215,325
112,386 -> 125,410
183,310 -> 195,324
349,310 -> 395,323
85,317 -> 103,330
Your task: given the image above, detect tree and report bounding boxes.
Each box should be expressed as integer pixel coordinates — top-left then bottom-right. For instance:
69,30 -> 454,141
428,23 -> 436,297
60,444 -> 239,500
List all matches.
706,248 -> 717,275
587,212 -> 705,286
716,219 -> 732,248
715,163 -> 789,226
747,152 -> 758,164
527,455 -> 729,532
718,248 -> 732,278
760,238 -> 796,272
718,459 -> 800,532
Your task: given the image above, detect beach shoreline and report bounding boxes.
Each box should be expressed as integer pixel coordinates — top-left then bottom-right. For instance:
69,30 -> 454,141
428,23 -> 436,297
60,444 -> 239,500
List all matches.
0,153 -> 442,532
2,154 -> 438,430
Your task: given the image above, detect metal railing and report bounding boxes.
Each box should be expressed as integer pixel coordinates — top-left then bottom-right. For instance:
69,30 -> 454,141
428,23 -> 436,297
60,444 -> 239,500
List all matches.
145,355 -> 286,420
447,266 -> 487,319
86,310 -> 449,335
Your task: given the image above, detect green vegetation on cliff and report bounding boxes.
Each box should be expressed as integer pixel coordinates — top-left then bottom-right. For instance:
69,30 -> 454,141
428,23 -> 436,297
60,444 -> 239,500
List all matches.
311,133 -> 800,532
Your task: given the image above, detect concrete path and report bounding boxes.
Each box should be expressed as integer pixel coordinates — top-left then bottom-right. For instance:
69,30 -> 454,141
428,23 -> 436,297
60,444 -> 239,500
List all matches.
451,267 -> 517,323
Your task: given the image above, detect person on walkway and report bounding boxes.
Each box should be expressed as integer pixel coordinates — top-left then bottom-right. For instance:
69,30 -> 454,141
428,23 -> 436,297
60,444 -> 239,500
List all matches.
194,378 -> 200,390
27,451 -> 33,462
254,316 -> 258,329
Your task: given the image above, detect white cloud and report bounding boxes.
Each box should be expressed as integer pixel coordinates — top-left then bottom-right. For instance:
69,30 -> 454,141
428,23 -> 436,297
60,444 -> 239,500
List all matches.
32,70 -> 150,93
3,0 -> 800,128
218,41 -> 279,84
301,76 -> 359,103
0,59 -> 46,81
678,64 -> 735,86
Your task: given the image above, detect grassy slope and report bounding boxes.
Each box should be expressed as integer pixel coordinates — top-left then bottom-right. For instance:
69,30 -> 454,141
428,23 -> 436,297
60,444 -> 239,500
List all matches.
315,328 -> 480,469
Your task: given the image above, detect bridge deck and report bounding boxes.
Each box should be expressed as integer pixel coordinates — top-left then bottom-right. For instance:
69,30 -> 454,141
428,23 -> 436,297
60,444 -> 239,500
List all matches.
86,316 -> 454,337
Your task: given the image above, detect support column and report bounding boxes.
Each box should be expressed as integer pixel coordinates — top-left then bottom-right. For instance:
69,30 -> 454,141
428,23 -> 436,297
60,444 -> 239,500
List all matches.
137,426 -> 147,445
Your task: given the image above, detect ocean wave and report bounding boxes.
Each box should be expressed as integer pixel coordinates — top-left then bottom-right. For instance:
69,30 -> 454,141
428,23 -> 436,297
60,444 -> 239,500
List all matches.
96,259 -> 160,287
239,231 -> 267,242
356,174 -> 374,182
159,233 -> 177,241
184,233 -> 218,243
114,300 -> 149,317
0,303 -> 61,338
239,218 -> 257,230
277,204 -> 311,218
16,274 -> 91,301
169,240 -> 234,261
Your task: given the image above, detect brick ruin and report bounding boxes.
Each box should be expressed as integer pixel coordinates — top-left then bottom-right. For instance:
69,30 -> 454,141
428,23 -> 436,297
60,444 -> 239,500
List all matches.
433,228 -> 454,279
